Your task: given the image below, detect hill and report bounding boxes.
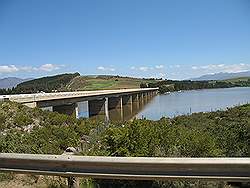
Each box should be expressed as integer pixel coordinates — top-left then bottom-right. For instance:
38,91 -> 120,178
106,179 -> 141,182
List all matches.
0,73 -> 158,95
66,75 -> 157,91
191,71 -> 250,81
146,76 -> 250,94
224,76 -> 250,83
15,72 -> 80,93
0,77 -> 31,89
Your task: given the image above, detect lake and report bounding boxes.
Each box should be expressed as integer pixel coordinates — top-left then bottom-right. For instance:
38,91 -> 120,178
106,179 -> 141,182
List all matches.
136,87 -> 250,120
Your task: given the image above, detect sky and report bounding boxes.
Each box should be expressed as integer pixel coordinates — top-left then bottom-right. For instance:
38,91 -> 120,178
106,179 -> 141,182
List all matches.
0,0 -> 250,80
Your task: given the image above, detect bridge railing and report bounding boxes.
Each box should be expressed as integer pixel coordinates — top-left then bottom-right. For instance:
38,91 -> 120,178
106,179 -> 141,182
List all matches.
0,153 -> 249,181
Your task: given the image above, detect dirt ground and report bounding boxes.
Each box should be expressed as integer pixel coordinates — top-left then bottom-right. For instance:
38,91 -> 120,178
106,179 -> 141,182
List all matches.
0,174 -> 68,188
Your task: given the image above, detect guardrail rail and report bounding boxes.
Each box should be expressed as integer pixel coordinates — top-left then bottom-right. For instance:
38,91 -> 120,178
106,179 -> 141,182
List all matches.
0,153 -> 249,181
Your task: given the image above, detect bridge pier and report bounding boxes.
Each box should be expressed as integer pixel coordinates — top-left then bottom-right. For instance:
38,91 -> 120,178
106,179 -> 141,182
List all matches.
53,103 -> 77,116
88,98 -> 105,116
108,96 -> 122,110
122,95 -> 133,120
104,97 -> 109,121
132,94 -> 140,113
139,93 -> 145,106
108,96 -> 123,121
87,98 -> 110,121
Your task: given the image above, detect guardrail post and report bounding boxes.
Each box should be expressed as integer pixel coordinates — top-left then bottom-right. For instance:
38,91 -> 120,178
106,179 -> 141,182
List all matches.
63,147 -> 79,188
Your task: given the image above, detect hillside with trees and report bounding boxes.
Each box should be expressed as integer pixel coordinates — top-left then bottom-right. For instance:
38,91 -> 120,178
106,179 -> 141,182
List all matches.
144,79 -> 250,94
0,101 -> 249,187
0,74 -> 158,95
14,72 -> 80,93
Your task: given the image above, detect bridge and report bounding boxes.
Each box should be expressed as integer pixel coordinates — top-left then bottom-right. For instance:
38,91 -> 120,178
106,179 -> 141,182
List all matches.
0,88 -> 158,120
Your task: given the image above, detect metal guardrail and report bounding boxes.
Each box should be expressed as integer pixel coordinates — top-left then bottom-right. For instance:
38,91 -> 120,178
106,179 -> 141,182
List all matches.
0,153 -> 250,181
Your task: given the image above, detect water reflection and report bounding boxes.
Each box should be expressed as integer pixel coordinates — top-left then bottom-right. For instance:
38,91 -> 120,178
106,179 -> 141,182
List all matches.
137,87 -> 250,120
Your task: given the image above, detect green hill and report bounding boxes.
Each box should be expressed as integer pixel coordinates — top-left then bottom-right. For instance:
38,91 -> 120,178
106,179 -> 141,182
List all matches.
66,75 -> 157,91
0,74 -> 157,94
15,72 -> 80,93
224,76 -> 250,83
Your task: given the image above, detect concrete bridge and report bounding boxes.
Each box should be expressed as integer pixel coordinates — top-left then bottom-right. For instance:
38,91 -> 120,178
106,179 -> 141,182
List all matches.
1,88 -> 158,121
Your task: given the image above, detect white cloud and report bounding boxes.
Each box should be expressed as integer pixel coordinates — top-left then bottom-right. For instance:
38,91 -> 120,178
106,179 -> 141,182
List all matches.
97,66 -> 105,70
191,66 -> 198,70
155,65 -> 164,69
39,64 -> 60,72
191,63 -> 250,73
139,66 -> 150,71
218,64 -> 225,67
0,64 -> 62,74
19,66 -> 36,72
97,66 -> 115,72
169,65 -> 181,68
0,65 -> 19,73
130,66 -> 136,70
131,65 -> 164,72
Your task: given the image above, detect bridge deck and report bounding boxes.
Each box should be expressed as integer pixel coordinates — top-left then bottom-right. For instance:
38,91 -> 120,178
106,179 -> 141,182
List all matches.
0,88 -> 158,103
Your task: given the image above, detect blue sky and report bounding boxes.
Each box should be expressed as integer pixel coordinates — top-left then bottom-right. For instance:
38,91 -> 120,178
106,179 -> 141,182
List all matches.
0,0 -> 250,79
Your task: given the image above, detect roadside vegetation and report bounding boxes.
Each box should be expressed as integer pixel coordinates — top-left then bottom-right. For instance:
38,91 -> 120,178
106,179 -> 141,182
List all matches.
0,101 -> 249,187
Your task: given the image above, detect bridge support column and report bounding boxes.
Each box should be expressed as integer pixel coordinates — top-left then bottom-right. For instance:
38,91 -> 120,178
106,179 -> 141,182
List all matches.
142,93 -> 147,103
146,92 -> 150,100
75,103 -> 79,119
104,97 -> 109,122
147,92 -> 152,100
138,93 -> 143,107
88,99 -> 105,117
122,95 -> 133,105
88,98 -> 109,121
144,92 -> 148,102
108,96 -> 123,121
122,95 -> 133,119
132,94 -> 140,109
108,96 -> 123,110
53,103 -> 77,116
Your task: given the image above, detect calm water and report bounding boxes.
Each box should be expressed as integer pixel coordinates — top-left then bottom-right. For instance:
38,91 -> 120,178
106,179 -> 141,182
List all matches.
136,87 -> 250,120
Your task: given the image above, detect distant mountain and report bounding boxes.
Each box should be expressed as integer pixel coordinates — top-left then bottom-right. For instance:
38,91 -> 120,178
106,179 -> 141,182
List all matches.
0,77 -> 32,89
191,71 -> 250,81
